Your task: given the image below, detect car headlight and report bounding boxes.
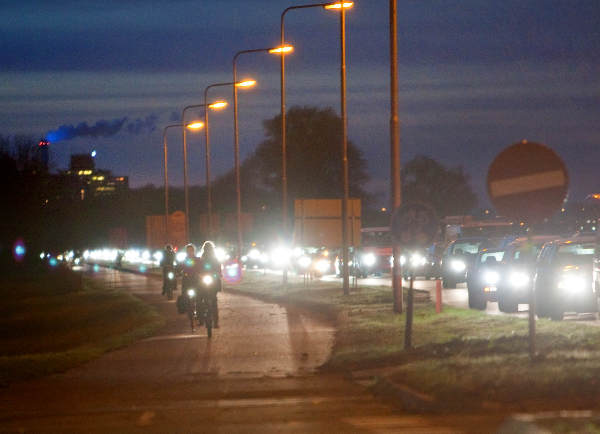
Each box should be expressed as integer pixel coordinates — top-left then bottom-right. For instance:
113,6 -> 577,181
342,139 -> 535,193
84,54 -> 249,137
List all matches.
202,275 -> 214,286
558,275 -> 586,293
297,256 -> 312,269
315,259 -> 331,273
483,270 -> 500,285
410,253 -> 426,268
187,289 -> 196,297
450,259 -> 466,272
362,253 -> 376,267
167,271 -> 175,280
509,271 -> 529,288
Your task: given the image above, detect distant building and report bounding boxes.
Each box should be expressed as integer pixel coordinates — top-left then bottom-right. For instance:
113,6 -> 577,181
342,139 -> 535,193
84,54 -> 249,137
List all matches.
59,153 -> 128,200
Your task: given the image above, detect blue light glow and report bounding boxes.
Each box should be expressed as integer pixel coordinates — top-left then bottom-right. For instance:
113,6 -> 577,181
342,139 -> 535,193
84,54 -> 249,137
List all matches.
13,240 -> 26,261
49,257 -> 58,267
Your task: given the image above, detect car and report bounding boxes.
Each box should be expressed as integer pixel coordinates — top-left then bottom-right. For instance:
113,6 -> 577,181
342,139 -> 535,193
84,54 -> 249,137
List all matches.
440,237 -> 493,288
355,227 -> 392,277
534,235 -> 597,320
496,236 -> 559,313
466,248 -> 505,310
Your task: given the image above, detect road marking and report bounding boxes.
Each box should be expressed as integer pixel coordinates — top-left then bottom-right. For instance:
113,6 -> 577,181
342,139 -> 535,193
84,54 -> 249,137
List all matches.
489,170 -> 565,197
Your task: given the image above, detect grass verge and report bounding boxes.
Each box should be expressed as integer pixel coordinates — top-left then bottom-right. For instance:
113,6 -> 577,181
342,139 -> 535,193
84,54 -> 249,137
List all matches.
231,270 -> 600,410
0,269 -> 165,386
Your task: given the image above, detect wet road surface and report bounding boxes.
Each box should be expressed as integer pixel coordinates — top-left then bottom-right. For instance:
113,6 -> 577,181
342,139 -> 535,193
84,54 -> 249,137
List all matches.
0,268 -> 505,432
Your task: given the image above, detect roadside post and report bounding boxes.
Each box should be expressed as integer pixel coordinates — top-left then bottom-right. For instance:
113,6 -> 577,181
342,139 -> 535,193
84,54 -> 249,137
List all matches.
435,279 -> 442,313
487,140 -> 569,360
391,202 -> 438,349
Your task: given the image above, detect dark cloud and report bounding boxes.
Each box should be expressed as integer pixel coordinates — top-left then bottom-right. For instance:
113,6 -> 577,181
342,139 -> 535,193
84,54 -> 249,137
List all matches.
45,114 -> 159,142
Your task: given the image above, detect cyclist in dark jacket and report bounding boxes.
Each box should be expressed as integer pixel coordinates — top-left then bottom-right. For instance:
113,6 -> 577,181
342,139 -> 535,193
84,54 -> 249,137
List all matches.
198,241 -> 222,328
161,244 -> 176,295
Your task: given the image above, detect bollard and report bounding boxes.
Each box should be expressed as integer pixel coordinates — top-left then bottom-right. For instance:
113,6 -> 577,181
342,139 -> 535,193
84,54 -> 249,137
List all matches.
435,279 -> 442,313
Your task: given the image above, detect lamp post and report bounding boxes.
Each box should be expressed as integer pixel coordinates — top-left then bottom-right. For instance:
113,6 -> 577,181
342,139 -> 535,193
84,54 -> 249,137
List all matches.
325,1 -> 354,295
162,123 -> 182,244
183,97 -> 228,240
390,0 -> 402,313
203,83 -> 240,238
179,111 -> 205,243
163,122 -> 204,245
279,2 -> 353,293
232,46 -> 292,259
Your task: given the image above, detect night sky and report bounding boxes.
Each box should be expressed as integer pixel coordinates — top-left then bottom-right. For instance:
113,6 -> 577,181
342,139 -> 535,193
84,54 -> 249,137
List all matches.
2,0 -> 599,207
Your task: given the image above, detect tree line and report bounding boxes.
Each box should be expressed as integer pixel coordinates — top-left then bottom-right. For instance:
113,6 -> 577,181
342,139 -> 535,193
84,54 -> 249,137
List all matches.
1,106 -> 477,267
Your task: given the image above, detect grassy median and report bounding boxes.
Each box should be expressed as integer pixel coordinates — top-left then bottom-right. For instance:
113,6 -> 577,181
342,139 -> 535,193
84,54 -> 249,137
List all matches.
0,266 -> 164,386
231,271 -> 600,410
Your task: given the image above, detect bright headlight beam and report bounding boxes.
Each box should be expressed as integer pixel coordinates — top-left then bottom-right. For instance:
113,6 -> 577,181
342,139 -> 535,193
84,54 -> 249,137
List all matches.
450,259 -> 466,272
483,270 -> 500,285
362,253 -> 376,267
509,271 -> 529,288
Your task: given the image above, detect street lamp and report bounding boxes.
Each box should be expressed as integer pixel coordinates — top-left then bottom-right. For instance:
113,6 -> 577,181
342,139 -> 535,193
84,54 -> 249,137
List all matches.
232,46 -> 292,259
180,102 -> 214,243
162,122 -> 205,245
279,1 -> 353,294
198,81 -> 256,241
202,81 -> 256,240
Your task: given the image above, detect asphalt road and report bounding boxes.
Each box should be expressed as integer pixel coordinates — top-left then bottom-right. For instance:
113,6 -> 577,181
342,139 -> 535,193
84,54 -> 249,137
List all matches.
0,268 -> 506,433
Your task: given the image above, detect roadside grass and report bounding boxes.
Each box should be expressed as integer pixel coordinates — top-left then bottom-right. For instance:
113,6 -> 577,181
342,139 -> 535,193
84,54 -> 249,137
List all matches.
0,269 -> 165,386
232,270 -> 600,408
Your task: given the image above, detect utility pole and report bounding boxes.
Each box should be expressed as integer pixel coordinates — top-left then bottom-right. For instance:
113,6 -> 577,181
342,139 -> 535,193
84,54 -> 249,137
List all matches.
390,0 -> 403,313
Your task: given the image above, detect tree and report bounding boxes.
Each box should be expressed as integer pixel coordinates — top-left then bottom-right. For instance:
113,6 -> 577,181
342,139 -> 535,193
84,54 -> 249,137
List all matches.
402,155 -> 477,218
251,106 -> 370,202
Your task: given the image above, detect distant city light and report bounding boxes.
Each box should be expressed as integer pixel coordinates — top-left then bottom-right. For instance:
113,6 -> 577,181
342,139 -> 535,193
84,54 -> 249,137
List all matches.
91,149 -> 97,157
13,239 -> 26,261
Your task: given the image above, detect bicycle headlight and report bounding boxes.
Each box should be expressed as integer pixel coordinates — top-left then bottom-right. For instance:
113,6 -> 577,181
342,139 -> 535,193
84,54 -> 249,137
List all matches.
167,271 -> 175,280
187,289 -> 196,297
202,275 -> 214,286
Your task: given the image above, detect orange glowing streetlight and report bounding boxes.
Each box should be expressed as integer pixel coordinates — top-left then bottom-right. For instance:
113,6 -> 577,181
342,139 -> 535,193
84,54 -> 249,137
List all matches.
186,121 -> 204,130
268,45 -> 294,54
323,1 -> 354,9
235,79 -> 257,88
208,101 -> 228,110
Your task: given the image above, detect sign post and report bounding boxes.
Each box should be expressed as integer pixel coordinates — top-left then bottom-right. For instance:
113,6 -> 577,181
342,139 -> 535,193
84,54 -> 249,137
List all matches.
391,202 -> 438,349
487,140 -> 569,360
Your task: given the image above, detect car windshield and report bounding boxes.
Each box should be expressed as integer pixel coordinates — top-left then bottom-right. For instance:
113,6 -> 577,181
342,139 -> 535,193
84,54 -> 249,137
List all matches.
556,242 -> 595,264
479,251 -> 504,264
451,241 -> 481,256
362,230 -> 391,247
511,244 -> 542,264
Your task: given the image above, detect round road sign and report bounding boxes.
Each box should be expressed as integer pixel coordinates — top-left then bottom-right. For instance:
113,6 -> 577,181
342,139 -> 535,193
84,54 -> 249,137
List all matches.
487,140 -> 568,223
